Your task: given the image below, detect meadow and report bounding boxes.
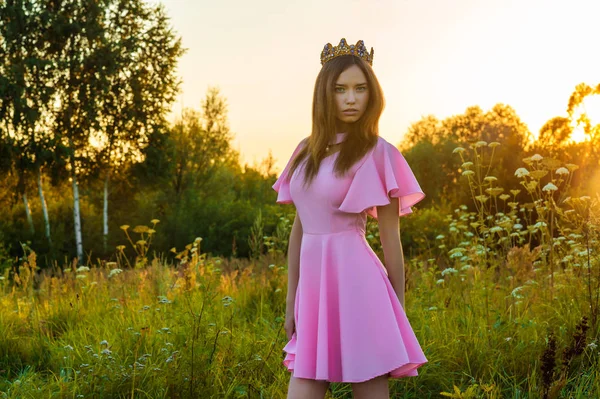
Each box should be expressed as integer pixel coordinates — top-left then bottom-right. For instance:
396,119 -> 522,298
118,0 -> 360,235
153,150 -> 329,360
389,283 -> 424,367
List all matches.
0,141 -> 599,398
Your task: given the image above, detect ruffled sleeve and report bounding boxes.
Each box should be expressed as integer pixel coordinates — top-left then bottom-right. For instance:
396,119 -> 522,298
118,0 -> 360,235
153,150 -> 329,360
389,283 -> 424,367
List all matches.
338,138 -> 425,219
272,138 -> 307,204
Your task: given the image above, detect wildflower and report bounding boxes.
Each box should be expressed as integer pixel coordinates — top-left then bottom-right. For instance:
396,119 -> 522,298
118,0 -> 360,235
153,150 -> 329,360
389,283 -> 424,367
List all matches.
530,154 -> 543,161
542,183 -> 558,192
565,163 -> 579,171
562,255 -> 573,263
490,226 -> 503,233
555,167 -> 569,175
511,286 -> 524,298
116,245 -> 126,251
435,234 -> 445,240
158,296 -> 172,304
461,162 -> 473,168
428,306 -> 438,311
475,140 -> 488,147
505,337 -> 512,342
462,170 -> 475,176
475,195 -> 489,203
133,225 -> 149,233
489,142 -> 501,148
484,176 -> 497,182
449,251 -> 463,259
436,279 -> 445,284
101,349 -> 112,355
108,268 -> 123,278
486,187 -> 504,196
64,345 -> 74,351
499,194 -> 510,201
441,267 -> 458,276
120,225 -> 130,231
588,342 -> 598,350
453,146 -> 465,153
515,168 -> 529,177
76,274 -> 87,279
533,221 -> 547,228
513,223 -> 523,230
76,266 -> 90,273
151,219 -> 160,224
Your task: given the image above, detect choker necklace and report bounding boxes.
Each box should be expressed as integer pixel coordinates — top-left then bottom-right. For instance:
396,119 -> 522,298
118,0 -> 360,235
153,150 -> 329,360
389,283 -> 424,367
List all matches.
326,132 -> 347,152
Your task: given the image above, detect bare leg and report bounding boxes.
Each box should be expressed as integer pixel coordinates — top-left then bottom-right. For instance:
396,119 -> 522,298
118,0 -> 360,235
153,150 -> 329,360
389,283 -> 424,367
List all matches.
286,375 -> 330,399
351,373 -> 390,399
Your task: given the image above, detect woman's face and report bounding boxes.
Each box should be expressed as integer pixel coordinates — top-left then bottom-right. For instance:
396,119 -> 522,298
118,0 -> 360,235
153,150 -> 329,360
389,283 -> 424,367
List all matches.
334,64 -> 369,128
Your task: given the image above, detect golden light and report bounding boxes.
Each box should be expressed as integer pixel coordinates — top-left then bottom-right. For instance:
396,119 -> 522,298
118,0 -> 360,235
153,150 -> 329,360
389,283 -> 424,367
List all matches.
569,94 -> 600,143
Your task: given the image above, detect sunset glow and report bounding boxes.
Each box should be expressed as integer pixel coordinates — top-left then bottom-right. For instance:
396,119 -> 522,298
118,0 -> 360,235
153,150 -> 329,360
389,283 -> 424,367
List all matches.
570,94 -> 600,143
157,0 -> 600,169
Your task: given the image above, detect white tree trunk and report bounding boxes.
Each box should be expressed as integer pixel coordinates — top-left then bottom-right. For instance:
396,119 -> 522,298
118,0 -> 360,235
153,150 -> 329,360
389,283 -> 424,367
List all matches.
103,173 -> 109,252
22,192 -> 35,235
37,167 -> 52,246
72,172 -> 83,263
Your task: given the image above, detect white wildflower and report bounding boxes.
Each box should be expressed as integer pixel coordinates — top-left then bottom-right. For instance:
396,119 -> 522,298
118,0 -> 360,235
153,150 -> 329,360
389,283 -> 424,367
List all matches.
453,147 -> 465,153
511,286 -> 524,299
555,167 -> 569,175
76,266 -> 90,273
436,279 -> 445,285
543,183 -> 558,192
490,226 -> 503,233
441,267 -> 458,276
513,223 -> 523,230
108,268 -> 123,278
436,234 -> 445,240
462,170 -> 475,176
530,154 -> 543,161
475,140 -> 488,147
515,168 -> 529,177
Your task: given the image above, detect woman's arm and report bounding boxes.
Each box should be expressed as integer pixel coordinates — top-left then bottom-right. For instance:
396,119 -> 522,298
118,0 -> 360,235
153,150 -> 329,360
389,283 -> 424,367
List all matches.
286,211 -> 303,311
376,197 -> 405,307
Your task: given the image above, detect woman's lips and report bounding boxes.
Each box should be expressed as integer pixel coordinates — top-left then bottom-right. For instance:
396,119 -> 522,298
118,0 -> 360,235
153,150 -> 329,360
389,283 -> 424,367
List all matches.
343,110 -> 358,115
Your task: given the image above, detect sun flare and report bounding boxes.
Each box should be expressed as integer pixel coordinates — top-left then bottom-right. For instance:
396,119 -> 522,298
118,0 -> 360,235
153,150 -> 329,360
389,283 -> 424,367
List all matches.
569,94 -> 600,143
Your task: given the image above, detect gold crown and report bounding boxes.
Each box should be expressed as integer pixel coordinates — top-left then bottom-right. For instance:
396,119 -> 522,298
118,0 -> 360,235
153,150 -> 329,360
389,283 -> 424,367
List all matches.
320,38 -> 374,67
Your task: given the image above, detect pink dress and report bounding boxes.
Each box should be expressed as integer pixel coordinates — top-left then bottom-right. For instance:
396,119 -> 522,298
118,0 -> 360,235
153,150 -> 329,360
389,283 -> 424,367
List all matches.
272,132 -> 428,383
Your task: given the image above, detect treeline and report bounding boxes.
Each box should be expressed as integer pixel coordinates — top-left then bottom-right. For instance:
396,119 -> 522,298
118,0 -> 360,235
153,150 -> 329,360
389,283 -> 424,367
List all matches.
401,84 -> 600,212
0,1 -> 280,269
1,3 -> 598,270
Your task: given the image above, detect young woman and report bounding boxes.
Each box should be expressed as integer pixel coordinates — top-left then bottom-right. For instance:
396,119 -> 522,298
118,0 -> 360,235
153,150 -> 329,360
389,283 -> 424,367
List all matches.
272,38 -> 428,399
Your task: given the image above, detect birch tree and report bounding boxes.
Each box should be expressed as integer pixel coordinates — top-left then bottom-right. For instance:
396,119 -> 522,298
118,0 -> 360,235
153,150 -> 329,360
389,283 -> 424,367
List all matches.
93,0 -> 184,252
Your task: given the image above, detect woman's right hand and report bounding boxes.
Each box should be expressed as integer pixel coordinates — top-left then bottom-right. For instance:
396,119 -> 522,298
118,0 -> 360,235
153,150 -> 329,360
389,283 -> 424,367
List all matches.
284,308 -> 296,341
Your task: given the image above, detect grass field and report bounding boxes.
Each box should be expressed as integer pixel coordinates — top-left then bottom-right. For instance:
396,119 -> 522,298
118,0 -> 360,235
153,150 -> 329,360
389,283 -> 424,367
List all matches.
0,145 -> 599,398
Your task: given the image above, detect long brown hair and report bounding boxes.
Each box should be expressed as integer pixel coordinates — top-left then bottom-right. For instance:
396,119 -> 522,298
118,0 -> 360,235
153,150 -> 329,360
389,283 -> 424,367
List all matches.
287,54 -> 386,188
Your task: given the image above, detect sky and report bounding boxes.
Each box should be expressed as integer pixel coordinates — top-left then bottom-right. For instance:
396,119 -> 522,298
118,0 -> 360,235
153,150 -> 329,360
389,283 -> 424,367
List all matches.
156,0 -> 600,172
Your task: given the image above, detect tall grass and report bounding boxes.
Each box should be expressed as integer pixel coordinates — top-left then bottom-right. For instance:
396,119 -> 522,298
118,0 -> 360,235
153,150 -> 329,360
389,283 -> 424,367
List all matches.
0,141 -> 598,398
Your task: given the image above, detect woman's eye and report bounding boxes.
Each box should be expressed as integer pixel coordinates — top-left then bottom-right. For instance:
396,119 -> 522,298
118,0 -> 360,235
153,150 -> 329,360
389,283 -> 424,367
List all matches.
336,87 -> 366,92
